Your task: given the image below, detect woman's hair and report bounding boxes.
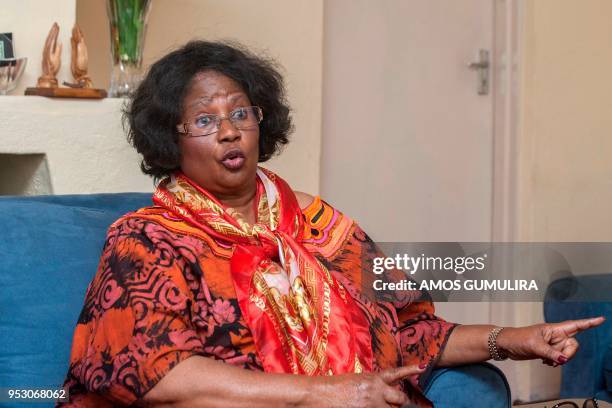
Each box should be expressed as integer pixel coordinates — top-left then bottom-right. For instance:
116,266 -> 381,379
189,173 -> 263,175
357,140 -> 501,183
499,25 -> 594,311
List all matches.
125,40 -> 293,179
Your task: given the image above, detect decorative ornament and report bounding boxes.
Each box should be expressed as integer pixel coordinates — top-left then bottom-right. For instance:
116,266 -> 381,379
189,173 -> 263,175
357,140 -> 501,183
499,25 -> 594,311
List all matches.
26,23 -> 106,99
107,0 -> 152,97
36,22 -> 62,88
65,24 -> 93,88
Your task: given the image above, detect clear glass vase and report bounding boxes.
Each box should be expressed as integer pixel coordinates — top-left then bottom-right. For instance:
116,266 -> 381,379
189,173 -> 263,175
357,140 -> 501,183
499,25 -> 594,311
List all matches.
107,0 -> 152,98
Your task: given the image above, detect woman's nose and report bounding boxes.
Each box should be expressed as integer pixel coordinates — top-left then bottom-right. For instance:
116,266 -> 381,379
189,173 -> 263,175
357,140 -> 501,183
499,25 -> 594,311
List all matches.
216,118 -> 241,143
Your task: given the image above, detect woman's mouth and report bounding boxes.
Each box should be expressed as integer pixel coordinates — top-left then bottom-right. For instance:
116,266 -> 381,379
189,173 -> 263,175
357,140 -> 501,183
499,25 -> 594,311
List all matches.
220,148 -> 246,170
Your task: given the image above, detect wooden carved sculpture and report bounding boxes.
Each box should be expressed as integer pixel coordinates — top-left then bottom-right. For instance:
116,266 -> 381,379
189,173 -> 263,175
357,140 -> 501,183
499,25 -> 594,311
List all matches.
37,22 -> 62,88
69,24 -> 93,88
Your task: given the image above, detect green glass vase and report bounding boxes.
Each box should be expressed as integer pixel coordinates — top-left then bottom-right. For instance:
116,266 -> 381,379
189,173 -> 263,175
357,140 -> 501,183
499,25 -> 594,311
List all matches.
107,0 -> 152,97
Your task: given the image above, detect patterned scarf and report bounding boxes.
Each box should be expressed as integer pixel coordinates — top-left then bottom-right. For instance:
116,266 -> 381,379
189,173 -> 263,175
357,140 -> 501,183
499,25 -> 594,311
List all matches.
153,168 -> 373,375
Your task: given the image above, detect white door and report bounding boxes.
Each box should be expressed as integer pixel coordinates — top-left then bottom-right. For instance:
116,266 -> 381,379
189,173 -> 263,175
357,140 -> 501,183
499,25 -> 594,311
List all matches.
321,0 -> 494,243
321,0 -> 498,333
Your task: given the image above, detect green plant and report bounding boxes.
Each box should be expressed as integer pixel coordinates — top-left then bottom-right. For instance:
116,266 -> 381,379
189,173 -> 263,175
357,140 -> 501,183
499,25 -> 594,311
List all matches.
107,0 -> 151,64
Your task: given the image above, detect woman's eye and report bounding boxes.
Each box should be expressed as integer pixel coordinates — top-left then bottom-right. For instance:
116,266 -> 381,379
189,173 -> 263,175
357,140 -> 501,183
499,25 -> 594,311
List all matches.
231,108 -> 248,121
195,115 -> 213,127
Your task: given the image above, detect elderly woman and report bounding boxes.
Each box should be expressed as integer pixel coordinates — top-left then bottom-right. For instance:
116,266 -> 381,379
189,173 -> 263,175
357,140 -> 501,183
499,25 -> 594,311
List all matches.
60,41 -> 603,407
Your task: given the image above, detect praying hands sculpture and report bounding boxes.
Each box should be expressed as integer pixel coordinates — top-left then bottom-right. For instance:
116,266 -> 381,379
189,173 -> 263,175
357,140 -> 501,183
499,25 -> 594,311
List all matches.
69,24 -> 93,88
37,23 -> 62,88
27,23 -> 104,97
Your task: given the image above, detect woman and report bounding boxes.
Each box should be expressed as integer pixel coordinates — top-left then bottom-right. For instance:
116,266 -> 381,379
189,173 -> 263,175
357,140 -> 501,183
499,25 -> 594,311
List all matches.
60,41 -> 604,407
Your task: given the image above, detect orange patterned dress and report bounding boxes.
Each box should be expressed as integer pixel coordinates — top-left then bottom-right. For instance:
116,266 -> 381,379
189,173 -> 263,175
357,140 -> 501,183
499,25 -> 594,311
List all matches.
59,171 -> 456,407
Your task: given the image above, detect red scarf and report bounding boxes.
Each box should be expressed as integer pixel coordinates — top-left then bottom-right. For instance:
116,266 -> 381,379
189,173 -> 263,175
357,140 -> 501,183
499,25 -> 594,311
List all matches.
153,168 -> 373,375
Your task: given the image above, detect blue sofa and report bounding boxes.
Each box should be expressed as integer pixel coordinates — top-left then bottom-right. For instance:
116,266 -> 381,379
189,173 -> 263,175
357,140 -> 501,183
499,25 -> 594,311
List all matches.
544,275 -> 612,402
0,193 -> 510,407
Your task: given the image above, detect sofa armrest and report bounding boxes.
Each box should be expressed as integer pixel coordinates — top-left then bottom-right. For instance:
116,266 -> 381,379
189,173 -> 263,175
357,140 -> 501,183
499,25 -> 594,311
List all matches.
423,363 -> 511,408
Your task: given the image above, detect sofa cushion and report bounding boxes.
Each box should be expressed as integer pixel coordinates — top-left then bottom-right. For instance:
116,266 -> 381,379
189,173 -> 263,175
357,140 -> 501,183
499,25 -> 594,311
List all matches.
0,194 -> 150,400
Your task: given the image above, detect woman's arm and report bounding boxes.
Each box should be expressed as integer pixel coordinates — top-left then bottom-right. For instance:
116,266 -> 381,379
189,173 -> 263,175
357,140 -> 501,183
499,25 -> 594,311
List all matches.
139,356 -> 424,408
436,317 -> 605,367
435,324 -> 495,366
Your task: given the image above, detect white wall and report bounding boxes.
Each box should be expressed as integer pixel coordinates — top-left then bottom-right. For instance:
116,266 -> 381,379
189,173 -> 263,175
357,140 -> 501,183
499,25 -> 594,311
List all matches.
0,0 -> 75,95
518,0 -> 612,243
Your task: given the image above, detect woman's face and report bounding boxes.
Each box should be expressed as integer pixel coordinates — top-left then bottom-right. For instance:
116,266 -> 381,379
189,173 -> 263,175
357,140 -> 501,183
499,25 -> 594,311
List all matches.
178,70 -> 260,199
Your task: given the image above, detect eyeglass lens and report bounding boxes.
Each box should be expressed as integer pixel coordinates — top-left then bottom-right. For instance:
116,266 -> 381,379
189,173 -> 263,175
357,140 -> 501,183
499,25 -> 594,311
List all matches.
190,106 -> 261,136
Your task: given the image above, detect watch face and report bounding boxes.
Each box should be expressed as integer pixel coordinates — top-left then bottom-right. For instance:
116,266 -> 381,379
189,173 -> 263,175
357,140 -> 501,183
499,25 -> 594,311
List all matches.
0,33 -> 14,59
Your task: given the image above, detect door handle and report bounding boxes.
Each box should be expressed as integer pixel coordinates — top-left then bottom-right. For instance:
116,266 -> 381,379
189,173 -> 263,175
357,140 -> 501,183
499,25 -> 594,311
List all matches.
468,49 -> 490,95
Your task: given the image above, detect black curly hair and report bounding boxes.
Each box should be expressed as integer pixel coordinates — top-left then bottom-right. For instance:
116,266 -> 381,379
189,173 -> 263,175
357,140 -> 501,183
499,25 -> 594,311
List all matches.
125,40 -> 293,179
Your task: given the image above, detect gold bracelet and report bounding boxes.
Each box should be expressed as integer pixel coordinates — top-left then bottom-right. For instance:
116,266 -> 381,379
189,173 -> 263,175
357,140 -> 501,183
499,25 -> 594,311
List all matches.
488,327 -> 508,361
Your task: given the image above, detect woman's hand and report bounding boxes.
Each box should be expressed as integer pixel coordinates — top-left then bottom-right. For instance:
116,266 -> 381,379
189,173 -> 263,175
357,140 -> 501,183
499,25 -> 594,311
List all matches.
311,364 -> 425,408
496,316 -> 605,366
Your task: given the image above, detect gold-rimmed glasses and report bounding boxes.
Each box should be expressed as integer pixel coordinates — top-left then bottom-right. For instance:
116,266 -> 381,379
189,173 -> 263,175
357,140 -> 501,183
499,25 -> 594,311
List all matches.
176,106 -> 263,137
552,398 -> 599,408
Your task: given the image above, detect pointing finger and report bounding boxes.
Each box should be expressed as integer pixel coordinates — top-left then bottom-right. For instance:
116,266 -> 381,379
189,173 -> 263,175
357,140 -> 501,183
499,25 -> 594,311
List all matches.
555,316 -> 605,337
379,365 -> 426,385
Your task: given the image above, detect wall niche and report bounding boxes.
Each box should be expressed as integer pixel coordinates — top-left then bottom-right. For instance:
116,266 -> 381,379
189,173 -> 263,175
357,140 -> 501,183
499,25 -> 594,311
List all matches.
0,153 -> 53,196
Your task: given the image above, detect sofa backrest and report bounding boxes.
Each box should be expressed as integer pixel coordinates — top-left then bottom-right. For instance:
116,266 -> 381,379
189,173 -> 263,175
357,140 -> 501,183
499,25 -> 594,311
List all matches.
0,193 -> 151,405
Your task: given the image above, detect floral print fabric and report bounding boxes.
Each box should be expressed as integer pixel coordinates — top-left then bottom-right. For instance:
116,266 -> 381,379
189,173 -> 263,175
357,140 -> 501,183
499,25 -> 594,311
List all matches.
59,195 -> 456,407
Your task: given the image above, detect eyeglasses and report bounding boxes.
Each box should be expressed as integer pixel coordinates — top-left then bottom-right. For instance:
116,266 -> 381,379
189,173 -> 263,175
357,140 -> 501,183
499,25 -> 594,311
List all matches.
552,398 -> 599,408
176,106 -> 263,137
